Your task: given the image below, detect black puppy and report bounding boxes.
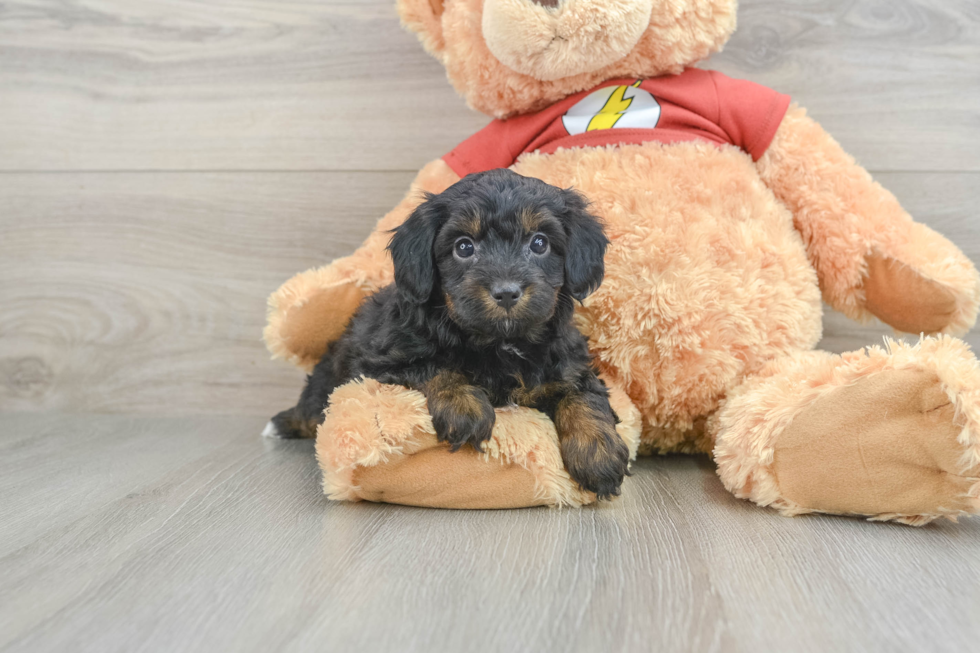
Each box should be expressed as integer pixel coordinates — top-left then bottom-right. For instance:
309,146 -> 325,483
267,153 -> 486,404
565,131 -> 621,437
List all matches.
264,169 -> 630,498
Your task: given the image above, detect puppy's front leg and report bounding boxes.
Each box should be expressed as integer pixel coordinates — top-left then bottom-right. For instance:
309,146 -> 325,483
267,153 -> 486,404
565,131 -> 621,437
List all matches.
424,371 -> 496,452
549,382 -> 630,500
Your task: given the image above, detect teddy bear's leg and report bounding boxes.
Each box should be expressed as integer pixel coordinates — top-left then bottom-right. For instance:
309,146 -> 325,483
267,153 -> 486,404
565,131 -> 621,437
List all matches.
757,105 -> 980,336
316,375 -> 642,509
711,336 -> 980,525
264,159 -> 460,370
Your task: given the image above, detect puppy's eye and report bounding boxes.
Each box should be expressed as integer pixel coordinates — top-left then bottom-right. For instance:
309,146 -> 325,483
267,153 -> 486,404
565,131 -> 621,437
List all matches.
454,237 -> 475,259
529,233 -> 549,255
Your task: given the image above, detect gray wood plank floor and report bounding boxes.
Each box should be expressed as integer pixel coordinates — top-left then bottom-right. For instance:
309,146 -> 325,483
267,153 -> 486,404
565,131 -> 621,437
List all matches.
2,1 -> 979,651
3,413 -> 980,653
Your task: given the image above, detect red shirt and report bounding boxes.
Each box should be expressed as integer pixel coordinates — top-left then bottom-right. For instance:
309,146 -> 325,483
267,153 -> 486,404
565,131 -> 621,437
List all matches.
443,68 -> 791,177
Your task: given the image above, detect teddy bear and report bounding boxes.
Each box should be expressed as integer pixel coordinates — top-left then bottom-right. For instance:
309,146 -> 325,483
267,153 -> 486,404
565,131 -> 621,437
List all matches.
264,0 -> 980,524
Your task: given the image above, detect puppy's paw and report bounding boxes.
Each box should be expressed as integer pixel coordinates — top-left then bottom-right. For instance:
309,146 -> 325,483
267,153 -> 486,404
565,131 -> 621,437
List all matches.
261,420 -> 283,438
430,391 -> 496,453
560,424 -> 631,500
266,407 -> 319,440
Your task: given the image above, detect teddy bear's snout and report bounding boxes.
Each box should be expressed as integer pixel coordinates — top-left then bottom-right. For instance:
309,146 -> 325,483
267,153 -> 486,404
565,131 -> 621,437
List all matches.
482,0 -> 654,82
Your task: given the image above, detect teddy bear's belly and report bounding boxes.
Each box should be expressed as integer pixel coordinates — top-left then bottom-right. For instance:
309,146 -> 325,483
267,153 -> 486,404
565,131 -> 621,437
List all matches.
513,141 -> 823,453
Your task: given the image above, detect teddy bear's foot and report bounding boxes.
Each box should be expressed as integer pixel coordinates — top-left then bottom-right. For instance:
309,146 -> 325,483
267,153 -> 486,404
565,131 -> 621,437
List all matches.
713,337 -> 980,525
316,376 -> 642,509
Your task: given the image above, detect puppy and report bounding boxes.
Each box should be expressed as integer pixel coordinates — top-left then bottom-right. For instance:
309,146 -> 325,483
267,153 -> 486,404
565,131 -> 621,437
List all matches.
265,169 -> 630,498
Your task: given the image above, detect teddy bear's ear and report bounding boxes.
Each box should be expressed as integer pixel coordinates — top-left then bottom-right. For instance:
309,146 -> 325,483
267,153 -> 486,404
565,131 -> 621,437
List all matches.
397,0 -> 447,58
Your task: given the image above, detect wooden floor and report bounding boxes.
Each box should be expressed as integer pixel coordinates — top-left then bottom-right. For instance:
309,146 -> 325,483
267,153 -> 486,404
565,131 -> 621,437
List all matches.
2,1 -> 979,651
2,413 -> 980,653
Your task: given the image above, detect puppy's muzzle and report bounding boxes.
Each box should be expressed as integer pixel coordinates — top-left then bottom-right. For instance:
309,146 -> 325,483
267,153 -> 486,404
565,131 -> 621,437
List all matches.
490,282 -> 523,311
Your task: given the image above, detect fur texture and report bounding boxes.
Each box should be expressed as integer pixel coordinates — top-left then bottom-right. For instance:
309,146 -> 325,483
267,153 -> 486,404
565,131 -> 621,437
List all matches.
272,169 -> 631,498
482,0 -> 654,81
317,375 -> 642,507
513,140 -> 823,447
398,0 -> 738,118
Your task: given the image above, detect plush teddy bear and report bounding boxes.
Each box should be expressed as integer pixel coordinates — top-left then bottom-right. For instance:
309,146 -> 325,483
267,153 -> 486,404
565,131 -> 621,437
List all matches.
265,0 -> 980,524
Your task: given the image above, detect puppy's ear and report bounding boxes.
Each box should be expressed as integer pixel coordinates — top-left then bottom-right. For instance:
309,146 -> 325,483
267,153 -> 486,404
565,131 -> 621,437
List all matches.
388,194 -> 444,304
559,189 -> 608,301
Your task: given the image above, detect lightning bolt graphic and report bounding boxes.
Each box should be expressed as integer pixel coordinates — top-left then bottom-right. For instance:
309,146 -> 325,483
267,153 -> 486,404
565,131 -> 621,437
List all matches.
586,80 -> 642,132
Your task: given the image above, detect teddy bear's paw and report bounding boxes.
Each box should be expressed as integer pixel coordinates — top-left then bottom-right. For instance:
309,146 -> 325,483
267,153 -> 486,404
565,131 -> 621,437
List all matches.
771,366 -> 980,523
863,250 -> 979,336
265,273 -> 369,370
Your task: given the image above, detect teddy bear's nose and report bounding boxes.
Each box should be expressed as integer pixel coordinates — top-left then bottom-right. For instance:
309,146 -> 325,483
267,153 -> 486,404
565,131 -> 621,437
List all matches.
484,0 -> 653,82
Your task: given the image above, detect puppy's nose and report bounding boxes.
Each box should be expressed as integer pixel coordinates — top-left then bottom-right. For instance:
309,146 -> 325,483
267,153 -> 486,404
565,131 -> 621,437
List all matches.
491,283 -> 523,310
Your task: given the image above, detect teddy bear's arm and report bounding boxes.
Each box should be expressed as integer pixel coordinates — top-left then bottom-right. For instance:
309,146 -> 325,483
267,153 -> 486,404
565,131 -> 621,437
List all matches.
756,105 -> 980,335
264,158 -> 460,371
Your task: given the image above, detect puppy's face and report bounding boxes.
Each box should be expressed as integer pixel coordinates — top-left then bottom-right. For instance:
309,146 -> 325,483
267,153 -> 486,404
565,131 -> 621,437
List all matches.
434,195 -> 564,340
389,169 -> 608,343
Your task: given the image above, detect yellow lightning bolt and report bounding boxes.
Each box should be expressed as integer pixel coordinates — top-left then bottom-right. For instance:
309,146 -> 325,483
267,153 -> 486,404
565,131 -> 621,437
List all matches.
586,80 -> 642,132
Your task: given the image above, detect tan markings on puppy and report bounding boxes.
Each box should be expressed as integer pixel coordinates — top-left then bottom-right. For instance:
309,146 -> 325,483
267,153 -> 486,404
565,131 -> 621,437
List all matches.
510,379 -> 567,408
520,208 -> 544,234
279,411 -> 320,439
445,386 -> 485,420
481,290 -> 502,314
425,371 -> 496,451
426,370 -> 467,397
511,286 -> 558,321
554,393 -> 629,499
555,395 -> 609,446
482,285 -> 537,318
459,214 -> 483,238
426,372 -> 485,419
